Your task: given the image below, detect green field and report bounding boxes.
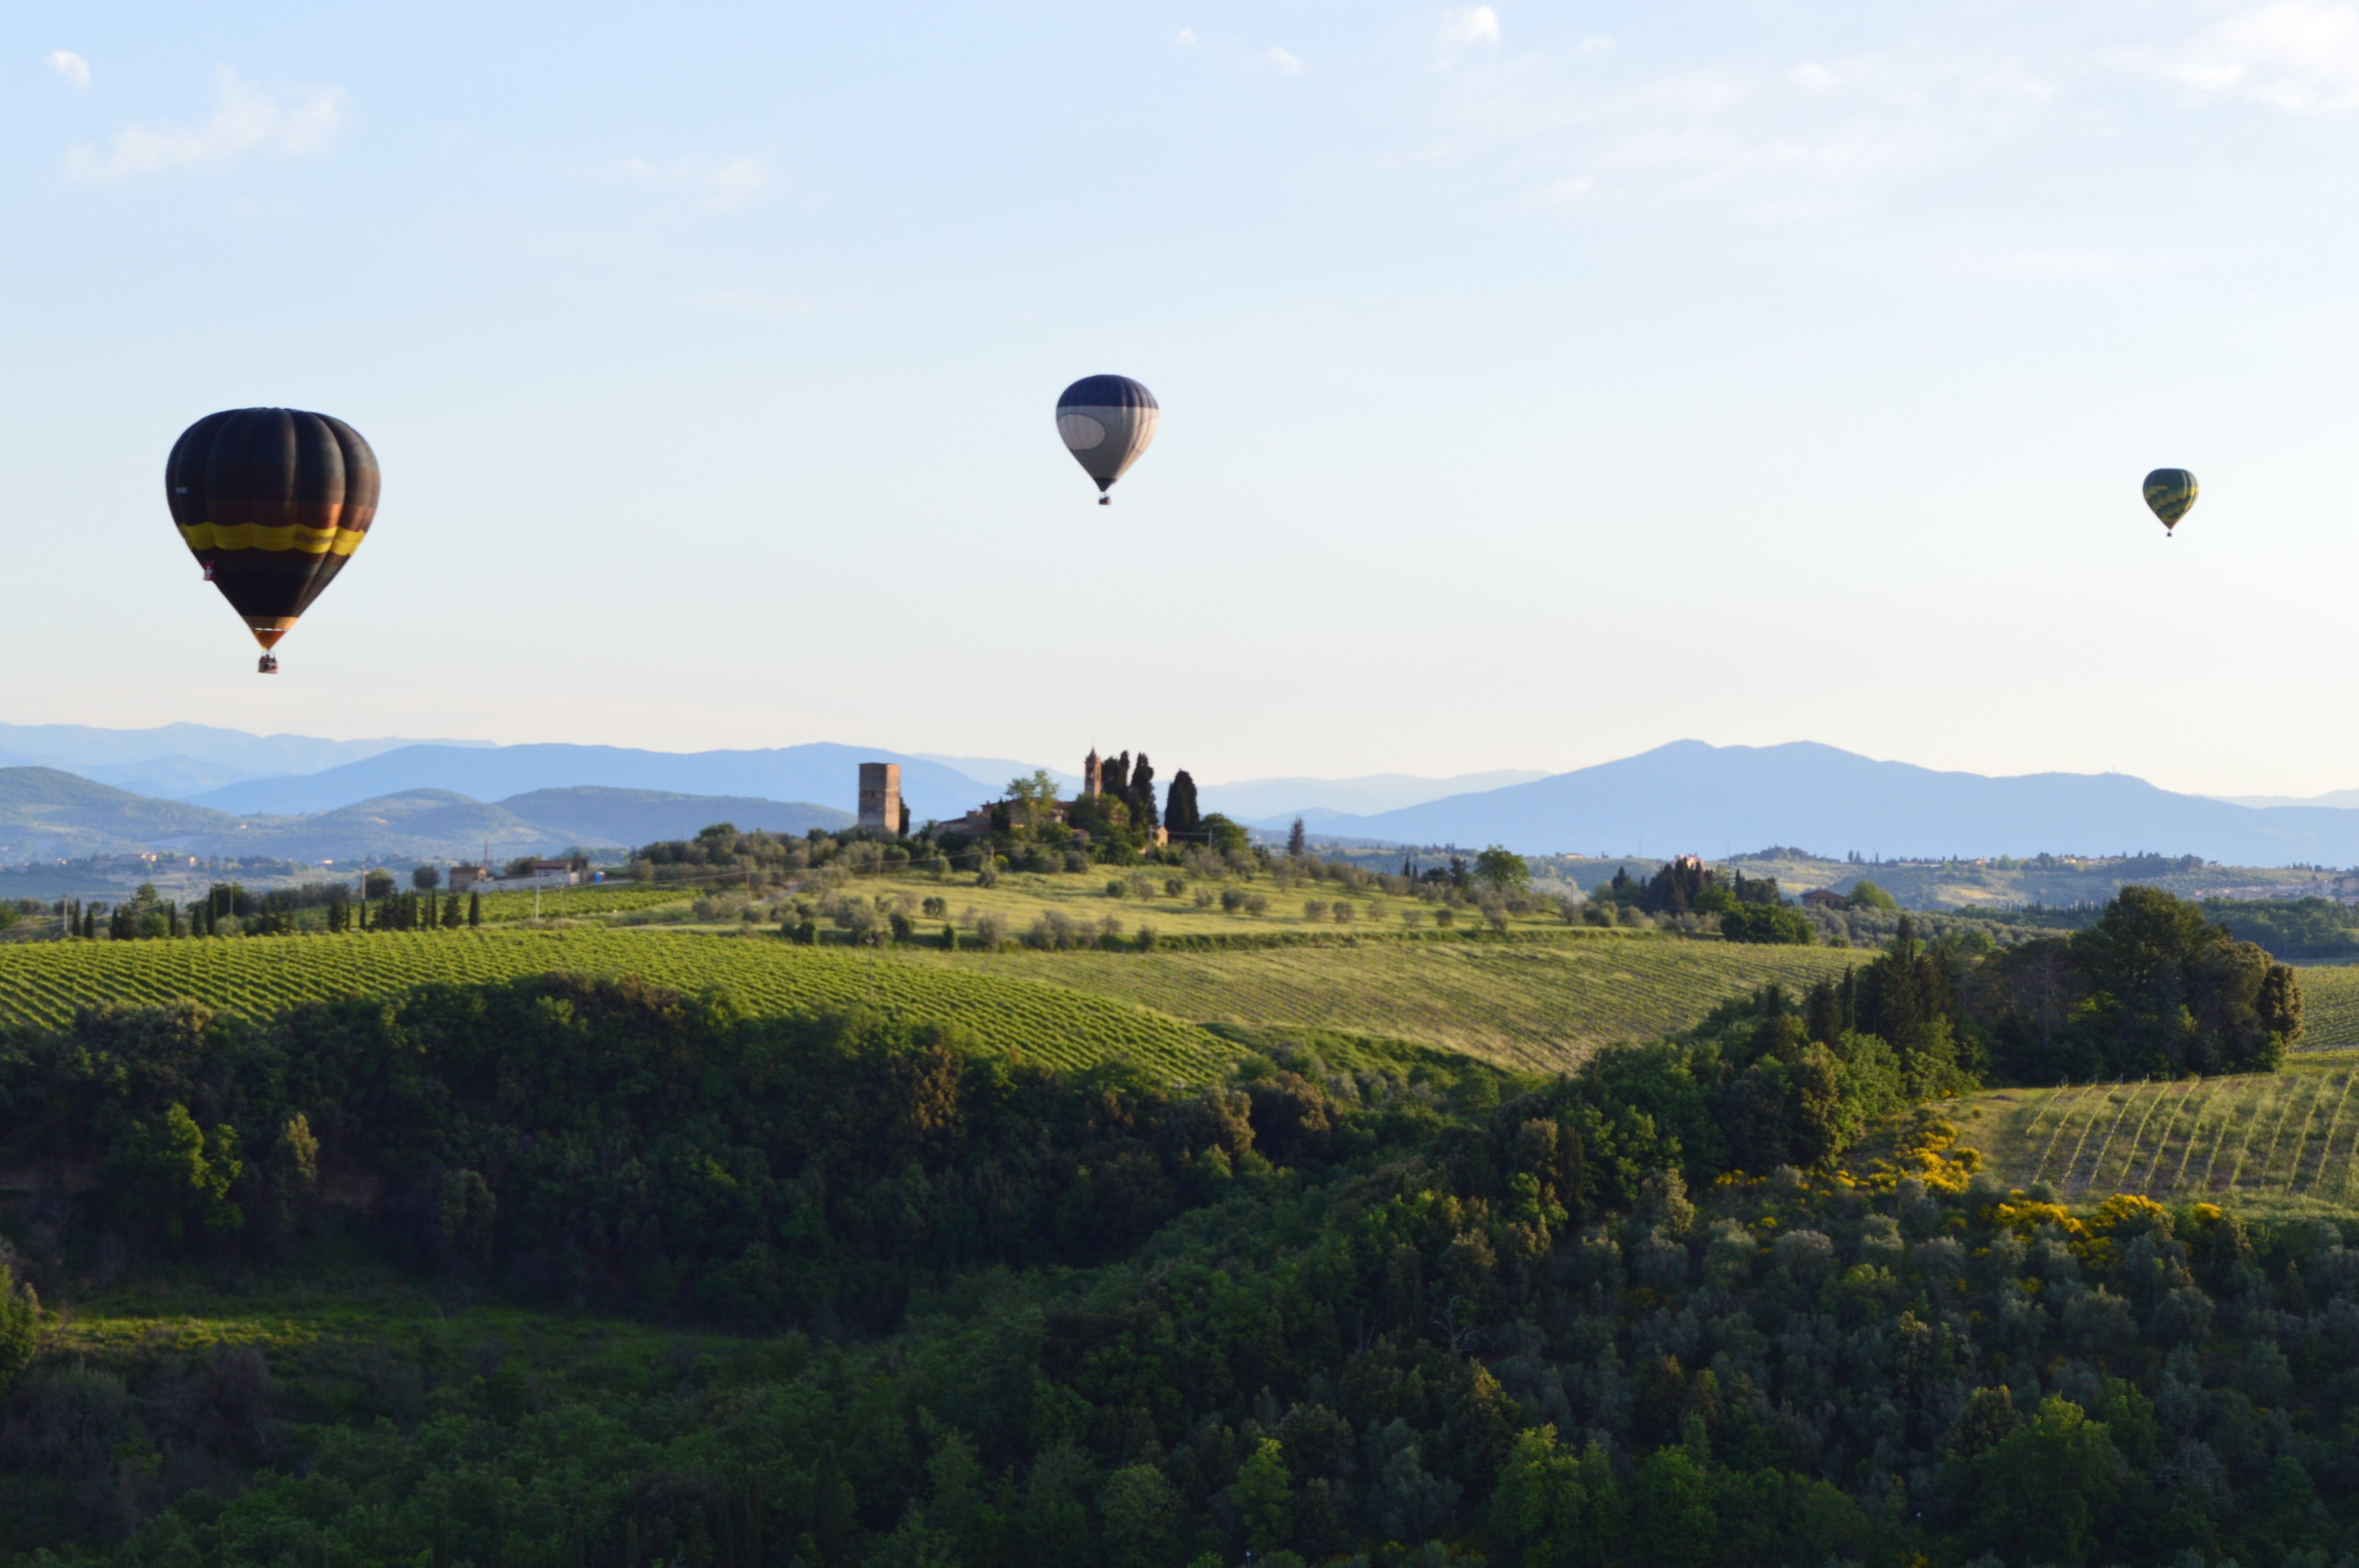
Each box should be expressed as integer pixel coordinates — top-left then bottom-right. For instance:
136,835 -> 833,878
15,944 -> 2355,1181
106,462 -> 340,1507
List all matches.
473,883 -> 693,921
0,929 -> 1229,1081
906,938 -> 1866,1070
1946,1052 -> 2359,1211
0,918 -> 1883,1076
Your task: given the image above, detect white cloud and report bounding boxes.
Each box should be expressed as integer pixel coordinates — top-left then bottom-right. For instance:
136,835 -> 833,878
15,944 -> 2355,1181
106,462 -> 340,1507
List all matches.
1791,63 -> 1836,91
1438,6 -> 1502,47
1176,29 -> 1197,47
47,50 -> 90,88
1268,47 -> 1306,76
617,155 -> 772,212
65,67 -> 343,181
2167,1 -> 2359,113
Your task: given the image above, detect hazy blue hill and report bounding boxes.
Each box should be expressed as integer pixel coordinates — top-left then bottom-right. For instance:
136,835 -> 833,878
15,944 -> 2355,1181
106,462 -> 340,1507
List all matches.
0,767 -> 238,858
0,721 -> 487,793
172,790 -> 546,865
494,787 -> 851,847
191,742 -> 992,821
1311,740 -> 2359,865
1205,768 -> 1550,824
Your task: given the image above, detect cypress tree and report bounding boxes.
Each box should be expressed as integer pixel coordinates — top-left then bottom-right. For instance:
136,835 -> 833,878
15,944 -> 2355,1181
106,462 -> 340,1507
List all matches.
1286,818 -> 1308,859
1129,754 -> 1157,830
468,891 -> 481,927
1103,751 -> 1131,798
1166,770 -> 1203,840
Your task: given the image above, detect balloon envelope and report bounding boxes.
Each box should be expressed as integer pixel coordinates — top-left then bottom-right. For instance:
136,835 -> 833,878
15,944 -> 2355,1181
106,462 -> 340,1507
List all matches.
2142,467 -> 2198,532
166,408 -> 380,649
1056,375 -> 1158,496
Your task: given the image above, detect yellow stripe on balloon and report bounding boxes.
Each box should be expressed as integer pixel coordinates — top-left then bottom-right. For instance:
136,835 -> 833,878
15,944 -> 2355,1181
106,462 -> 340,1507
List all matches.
179,521 -> 367,556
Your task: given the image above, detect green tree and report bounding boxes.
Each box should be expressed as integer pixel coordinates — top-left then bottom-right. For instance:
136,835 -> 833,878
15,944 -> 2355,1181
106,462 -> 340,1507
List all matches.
468,890 -> 481,927
1630,1446 -> 1716,1568
1102,1464 -> 1184,1568
1129,753 -> 1158,830
1956,1396 -> 2122,1566
1006,769 -> 1060,832
111,1102 -> 243,1241
1473,846 -> 1531,895
1285,817 -> 1307,858
412,864 -> 441,891
1843,879 -> 1897,910
1201,814 -> 1250,853
1720,902 -> 1814,945
1491,1427 -> 1621,1568
1233,1436 -> 1294,1556
0,1260 -> 35,1397
1164,770 -> 1203,841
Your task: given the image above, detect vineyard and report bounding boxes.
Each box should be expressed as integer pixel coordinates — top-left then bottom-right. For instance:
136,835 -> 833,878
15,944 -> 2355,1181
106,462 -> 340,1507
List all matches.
0,930 -> 1230,1081
1952,1055 -> 2359,1208
2291,961 -> 2359,1047
908,939 -> 1867,1071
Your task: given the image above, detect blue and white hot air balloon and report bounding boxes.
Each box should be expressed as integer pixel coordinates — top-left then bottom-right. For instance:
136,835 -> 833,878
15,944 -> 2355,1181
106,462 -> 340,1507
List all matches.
1055,375 -> 1158,504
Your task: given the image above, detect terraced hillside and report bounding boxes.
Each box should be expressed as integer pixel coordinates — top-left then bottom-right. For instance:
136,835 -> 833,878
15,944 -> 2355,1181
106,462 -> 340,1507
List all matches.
0,930 -> 1228,1081
906,937 -> 1866,1071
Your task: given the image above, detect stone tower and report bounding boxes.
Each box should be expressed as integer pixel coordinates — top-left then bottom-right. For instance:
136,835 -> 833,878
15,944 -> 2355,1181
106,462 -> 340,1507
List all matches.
858,762 -> 901,836
1085,747 -> 1102,796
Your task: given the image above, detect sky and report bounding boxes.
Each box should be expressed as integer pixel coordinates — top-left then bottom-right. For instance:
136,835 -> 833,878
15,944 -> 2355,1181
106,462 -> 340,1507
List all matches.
6,1 -> 2359,793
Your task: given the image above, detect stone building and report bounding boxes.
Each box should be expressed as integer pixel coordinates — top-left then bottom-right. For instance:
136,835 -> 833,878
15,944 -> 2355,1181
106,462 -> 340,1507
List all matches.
858,762 -> 903,836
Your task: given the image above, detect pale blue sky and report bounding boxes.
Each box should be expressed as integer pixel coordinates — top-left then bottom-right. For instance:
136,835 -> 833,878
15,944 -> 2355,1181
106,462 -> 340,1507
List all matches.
7,2 -> 2359,793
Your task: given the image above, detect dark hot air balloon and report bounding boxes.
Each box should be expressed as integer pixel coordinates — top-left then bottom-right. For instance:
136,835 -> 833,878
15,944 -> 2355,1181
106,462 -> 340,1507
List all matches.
1056,375 -> 1158,504
166,408 -> 380,672
2142,468 -> 2198,536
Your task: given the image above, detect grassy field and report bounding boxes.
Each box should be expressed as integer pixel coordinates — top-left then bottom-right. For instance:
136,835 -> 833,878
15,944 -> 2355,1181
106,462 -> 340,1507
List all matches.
532,866 -> 1597,942
0,929 -> 1231,1080
42,1258 -> 790,1430
473,883 -> 694,922
898,938 -> 1865,1071
1944,1051 -> 2359,1214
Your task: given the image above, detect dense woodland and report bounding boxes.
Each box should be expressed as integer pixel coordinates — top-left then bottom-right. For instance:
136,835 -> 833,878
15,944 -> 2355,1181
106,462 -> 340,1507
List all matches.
0,888 -> 2340,1566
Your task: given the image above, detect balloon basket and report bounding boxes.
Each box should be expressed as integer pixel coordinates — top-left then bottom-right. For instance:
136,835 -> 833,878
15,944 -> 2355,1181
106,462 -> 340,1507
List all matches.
1098,497 -> 1110,506
258,655 -> 279,675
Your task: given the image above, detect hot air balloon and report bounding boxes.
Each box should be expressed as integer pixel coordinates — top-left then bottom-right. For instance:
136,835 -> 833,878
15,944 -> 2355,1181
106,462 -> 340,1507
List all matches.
2142,468 -> 2198,537
166,408 -> 380,673
1056,375 -> 1158,504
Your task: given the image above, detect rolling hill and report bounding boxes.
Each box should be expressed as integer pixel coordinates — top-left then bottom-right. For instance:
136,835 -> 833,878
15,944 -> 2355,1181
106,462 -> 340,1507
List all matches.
1309,740 -> 2359,865
0,770 -> 848,870
190,741 -> 993,821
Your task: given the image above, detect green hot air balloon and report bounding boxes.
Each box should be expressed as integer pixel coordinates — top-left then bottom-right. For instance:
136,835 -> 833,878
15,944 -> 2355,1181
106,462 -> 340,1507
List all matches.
166,408 -> 381,673
2143,468 -> 2198,536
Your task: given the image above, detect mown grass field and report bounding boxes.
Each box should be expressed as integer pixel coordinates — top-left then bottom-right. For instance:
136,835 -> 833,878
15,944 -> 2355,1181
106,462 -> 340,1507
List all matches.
899,938 -> 1867,1071
45,1258 -> 792,1428
557,866 -> 1600,942
1944,1052 -> 2359,1214
0,930 -> 1230,1081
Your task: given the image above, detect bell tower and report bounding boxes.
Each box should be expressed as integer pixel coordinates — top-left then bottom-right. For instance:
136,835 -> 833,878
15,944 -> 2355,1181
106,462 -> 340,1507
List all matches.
1085,747 -> 1102,797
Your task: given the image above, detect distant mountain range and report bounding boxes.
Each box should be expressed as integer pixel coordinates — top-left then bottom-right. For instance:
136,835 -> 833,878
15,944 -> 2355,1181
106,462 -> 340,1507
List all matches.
0,721 -> 491,799
19,723 -> 2359,875
1301,741 -> 2359,865
186,743 -> 994,821
0,769 -> 849,867
1203,770 -> 1550,825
